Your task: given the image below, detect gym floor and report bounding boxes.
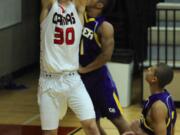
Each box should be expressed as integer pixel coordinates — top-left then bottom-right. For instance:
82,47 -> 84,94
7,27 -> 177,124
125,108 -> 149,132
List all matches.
0,69 -> 179,135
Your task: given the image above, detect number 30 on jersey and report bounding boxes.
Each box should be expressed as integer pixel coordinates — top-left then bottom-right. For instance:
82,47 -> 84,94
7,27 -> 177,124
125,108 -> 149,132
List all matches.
54,26 -> 75,45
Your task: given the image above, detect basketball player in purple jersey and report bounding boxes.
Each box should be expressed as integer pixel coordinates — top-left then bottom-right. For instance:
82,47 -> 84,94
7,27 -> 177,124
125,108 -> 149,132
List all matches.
39,0 -> 100,135
79,0 -> 134,134
123,63 -> 177,135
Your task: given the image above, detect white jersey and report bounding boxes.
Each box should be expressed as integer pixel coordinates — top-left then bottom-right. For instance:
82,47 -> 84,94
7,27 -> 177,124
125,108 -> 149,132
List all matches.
40,1 -> 83,73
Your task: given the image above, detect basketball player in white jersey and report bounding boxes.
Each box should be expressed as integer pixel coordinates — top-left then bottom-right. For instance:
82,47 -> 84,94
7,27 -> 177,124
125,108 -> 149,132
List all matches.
39,0 -> 100,135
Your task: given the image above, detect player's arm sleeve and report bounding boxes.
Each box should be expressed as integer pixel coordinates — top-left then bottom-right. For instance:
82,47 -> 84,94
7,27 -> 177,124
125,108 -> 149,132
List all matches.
150,101 -> 168,135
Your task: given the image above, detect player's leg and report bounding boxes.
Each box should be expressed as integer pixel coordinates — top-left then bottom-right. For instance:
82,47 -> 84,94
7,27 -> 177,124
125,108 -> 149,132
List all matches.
92,90 -> 128,135
107,91 -> 131,134
38,88 -> 68,135
96,120 -> 107,135
38,92 -> 59,135
38,74 -> 70,135
96,76 -> 131,134
84,88 -> 106,135
81,119 -> 100,135
110,115 -> 131,134
67,74 -> 100,135
106,70 -> 132,133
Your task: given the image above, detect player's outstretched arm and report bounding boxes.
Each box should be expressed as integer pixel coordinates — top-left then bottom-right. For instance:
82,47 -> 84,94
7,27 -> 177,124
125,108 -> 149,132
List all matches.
72,0 -> 86,13
73,0 -> 96,6
79,21 -> 114,74
40,0 -> 55,23
73,0 -> 97,13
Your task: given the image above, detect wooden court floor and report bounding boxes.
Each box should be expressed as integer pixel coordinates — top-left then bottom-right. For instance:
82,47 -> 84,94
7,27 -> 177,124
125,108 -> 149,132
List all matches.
0,70 -> 179,135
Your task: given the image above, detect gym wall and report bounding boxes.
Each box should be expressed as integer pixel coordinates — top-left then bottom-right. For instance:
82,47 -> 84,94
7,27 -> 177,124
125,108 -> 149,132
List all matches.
0,0 -> 40,77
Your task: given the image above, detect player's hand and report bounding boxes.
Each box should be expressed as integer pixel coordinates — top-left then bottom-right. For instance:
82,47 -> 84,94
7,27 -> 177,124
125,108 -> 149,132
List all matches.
78,66 -> 87,74
130,120 -> 147,135
130,120 -> 141,132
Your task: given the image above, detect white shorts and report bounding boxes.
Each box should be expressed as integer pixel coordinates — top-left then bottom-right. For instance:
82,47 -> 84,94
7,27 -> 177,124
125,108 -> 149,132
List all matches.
38,71 -> 95,130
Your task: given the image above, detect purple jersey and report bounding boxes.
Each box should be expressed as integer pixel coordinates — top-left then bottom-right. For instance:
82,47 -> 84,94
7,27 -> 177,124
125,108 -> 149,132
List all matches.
79,13 -> 123,119
79,13 -> 105,66
140,90 -> 177,135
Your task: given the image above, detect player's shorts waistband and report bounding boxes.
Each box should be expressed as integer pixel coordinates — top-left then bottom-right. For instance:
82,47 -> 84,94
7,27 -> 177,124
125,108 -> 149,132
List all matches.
40,71 -> 77,78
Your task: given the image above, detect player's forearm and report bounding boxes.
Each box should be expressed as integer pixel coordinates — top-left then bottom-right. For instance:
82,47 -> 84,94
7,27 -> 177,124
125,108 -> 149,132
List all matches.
73,0 -> 87,10
81,53 -> 111,73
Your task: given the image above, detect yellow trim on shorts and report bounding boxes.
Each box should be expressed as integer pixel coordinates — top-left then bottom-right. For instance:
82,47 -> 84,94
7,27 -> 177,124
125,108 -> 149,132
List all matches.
113,92 -> 124,115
